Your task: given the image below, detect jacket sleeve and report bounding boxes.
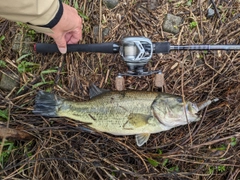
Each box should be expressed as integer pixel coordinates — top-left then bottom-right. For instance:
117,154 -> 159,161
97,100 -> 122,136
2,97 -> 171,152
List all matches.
0,0 -> 63,34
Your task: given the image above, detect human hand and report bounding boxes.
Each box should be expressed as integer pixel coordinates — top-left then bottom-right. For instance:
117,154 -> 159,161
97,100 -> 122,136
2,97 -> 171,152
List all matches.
46,3 -> 82,54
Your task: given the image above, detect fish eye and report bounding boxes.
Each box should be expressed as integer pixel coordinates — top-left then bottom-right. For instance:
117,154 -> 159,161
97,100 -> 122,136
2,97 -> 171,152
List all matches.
176,97 -> 183,103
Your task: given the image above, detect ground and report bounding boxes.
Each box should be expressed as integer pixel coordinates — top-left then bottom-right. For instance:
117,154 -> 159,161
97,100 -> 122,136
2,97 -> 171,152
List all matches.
0,0 -> 240,179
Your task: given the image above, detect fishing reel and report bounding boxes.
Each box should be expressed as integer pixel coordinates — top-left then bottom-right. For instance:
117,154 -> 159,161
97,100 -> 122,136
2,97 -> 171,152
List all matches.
118,36 -> 159,76
116,37 -> 163,90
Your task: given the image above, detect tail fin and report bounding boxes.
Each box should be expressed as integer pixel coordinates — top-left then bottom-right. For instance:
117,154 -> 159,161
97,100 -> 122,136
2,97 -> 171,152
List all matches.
33,91 -> 62,117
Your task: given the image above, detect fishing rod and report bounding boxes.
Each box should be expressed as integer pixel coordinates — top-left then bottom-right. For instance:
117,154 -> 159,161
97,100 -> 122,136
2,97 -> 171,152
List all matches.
35,36 -> 240,88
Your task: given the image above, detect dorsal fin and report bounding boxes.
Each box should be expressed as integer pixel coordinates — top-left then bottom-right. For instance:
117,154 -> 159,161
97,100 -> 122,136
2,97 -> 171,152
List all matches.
89,84 -> 110,99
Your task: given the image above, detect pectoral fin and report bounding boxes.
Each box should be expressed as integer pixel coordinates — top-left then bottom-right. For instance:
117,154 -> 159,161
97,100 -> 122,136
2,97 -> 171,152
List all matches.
128,113 -> 149,128
135,133 -> 150,147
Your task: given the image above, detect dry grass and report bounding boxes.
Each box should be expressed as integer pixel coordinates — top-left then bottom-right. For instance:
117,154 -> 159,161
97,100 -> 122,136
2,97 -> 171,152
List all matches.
0,0 -> 240,179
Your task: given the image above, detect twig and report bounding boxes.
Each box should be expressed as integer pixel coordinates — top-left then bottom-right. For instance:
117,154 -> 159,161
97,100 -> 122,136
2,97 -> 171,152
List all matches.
0,126 -> 33,140
99,0 -> 102,43
210,0 -> 222,26
190,133 -> 240,149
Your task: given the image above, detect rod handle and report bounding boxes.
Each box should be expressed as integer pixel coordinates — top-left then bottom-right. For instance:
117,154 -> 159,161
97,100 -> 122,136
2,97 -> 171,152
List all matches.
34,42 -> 119,54
154,42 -> 171,54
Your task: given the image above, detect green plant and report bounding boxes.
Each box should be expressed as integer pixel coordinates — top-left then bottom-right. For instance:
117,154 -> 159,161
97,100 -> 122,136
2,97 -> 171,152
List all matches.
32,68 -> 58,88
208,166 -> 214,174
0,109 -> 8,121
189,21 -> 198,29
27,29 -> 36,40
217,165 -> 226,172
16,22 -> 28,29
16,22 -> 36,39
78,9 -> 89,20
0,141 -> 16,167
111,171 -> 116,177
40,69 -> 58,82
186,0 -> 193,6
221,15 -> 226,23
73,0 -> 89,20
24,141 -> 34,158
18,61 -> 39,73
0,60 -> 6,67
16,53 -> 32,63
147,158 -> 159,167
168,165 -> 179,172
157,149 -> 163,154
214,145 -> 227,151
17,68 -> 57,94
32,81 -> 55,89
45,87 -> 53,93
0,35 -> 5,42
63,0 -> 69,5
0,35 -> 5,51
208,165 -> 226,174
230,137 -> 237,147
16,53 -> 39,73
162,159 -> 168,167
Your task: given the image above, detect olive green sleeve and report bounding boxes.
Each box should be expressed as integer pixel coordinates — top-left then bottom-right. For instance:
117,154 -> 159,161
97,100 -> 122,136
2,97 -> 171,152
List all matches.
0,0 -> 62,34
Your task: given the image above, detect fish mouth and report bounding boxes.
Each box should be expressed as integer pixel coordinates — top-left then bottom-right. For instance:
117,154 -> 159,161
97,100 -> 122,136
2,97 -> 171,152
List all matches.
183,102 -> 201,123
185,102 -> 199,115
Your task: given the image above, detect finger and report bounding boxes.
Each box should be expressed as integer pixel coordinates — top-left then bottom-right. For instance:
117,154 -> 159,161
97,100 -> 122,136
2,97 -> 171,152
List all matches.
65,33 -> 73,43
54,35 -> 67,54
66,33 -> 80,44
66,29 -> 82,44
67,18 -> 82,44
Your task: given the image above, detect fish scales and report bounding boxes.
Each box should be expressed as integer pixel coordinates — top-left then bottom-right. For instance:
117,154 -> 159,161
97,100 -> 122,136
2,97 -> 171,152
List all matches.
57,91 -> 159,135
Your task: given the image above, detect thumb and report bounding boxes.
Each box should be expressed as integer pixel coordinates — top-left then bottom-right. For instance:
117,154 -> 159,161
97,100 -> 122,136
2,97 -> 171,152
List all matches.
54,37 -> 67,54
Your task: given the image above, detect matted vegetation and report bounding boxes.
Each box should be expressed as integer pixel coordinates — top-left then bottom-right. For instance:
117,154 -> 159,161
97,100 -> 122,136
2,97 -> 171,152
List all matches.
0,0 -> 239,179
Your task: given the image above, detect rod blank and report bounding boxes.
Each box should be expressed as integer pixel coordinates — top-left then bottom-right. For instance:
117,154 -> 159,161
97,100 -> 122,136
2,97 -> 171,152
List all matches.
170,45 -> 240,51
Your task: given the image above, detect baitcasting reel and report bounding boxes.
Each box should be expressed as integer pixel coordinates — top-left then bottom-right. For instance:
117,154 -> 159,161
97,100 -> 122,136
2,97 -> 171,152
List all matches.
119,37 -> 157,76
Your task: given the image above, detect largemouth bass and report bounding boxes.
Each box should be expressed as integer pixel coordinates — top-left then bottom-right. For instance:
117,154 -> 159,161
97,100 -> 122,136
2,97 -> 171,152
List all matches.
33,85 -> 218,146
